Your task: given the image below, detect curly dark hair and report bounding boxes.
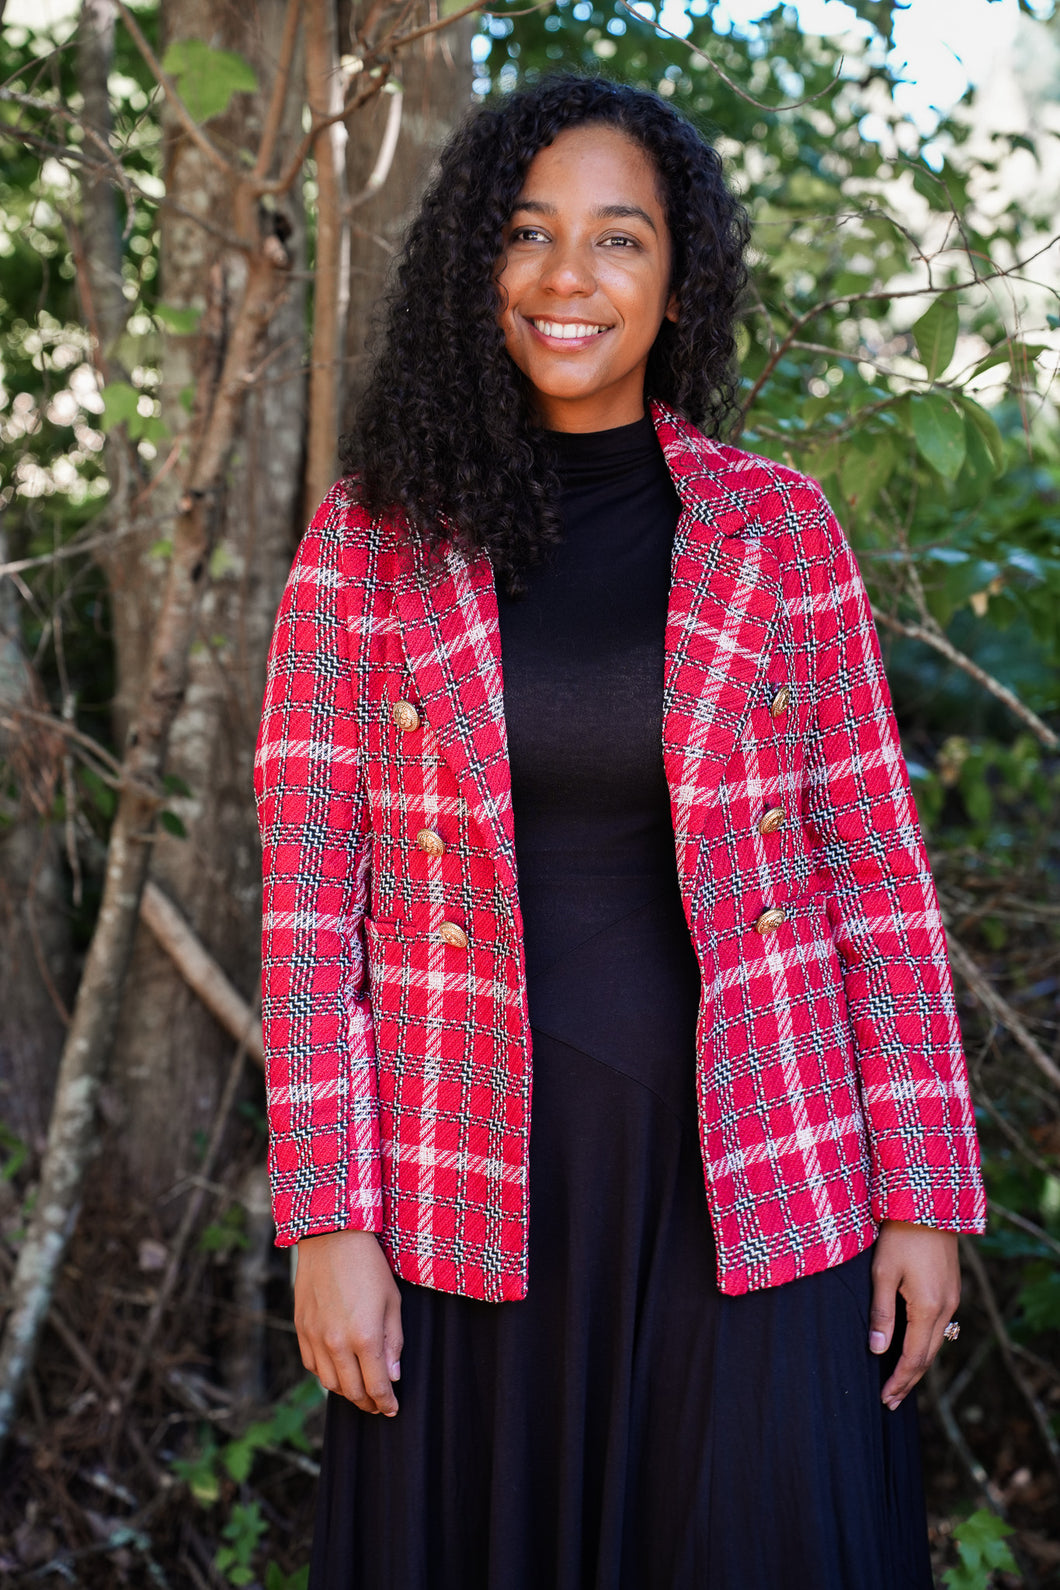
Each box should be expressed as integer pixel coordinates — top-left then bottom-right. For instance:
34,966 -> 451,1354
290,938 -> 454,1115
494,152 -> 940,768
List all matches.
344,74 -> 750,590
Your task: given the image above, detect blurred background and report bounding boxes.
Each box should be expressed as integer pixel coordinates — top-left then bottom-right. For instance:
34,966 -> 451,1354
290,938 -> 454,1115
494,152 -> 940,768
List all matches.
0,0 -> 1058,1583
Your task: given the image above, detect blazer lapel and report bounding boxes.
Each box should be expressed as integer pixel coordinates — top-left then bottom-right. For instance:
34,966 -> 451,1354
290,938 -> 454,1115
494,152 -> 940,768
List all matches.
654,404 -> 782,874
394,544 -> 518,905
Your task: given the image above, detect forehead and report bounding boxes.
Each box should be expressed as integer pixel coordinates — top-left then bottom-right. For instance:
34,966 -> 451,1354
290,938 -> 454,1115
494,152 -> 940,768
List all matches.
517,124 -> 665,211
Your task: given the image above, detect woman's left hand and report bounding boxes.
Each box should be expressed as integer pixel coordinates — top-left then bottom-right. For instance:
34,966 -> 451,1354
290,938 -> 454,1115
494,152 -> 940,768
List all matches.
869,1220 -> 960,1411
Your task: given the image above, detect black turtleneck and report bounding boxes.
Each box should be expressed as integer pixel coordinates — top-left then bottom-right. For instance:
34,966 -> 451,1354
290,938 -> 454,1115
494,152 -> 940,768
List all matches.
496,413 -> 701,1119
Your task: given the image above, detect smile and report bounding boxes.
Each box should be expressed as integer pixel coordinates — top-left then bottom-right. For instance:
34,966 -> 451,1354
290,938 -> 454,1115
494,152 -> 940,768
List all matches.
530,319 -> 610,340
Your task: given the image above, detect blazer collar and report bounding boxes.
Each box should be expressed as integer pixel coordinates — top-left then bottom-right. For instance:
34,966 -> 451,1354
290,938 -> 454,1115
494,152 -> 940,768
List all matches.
394,403 -> 781,899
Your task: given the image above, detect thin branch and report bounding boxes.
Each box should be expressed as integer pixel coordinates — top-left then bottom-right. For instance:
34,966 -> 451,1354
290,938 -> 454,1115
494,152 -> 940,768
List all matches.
961,1236 -> 1060,1487
388,0 -> 488,50
948,934 -> 1060,1094
874,609 -> 1058,751
140,881 -> 264,1066
925,1358 -> 1008,1514
113,0 -> 236,182
0,514 -> 169,579
616,0 -> 843,112
987,1200 -> 1060,1263
119,1037 -> 249,1408
346,80 -> 404,212
253,0 -> 303,181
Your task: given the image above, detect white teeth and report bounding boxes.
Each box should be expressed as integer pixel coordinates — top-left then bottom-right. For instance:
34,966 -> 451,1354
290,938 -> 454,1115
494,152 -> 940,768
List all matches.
532,320 -> 608,340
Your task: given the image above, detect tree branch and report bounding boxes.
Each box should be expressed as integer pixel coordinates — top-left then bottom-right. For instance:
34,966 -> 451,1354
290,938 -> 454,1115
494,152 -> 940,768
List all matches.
948,933 -> 1060,1094
253,0 -> 302,182
874,609 -> 1058,750
113,0 -> 236,180
961,1236 -> 1060,1487
140,880 -> 264,1066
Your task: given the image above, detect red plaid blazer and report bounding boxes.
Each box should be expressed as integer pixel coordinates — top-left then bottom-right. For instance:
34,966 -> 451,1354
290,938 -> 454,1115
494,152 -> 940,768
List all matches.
255,402 -> 985,1302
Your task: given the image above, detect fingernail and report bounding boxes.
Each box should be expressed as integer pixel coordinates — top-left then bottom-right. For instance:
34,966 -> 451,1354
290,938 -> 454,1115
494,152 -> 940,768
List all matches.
869,1331 -> 887,1353
389,1361 -> 401,1381
885,1397 -> 902,1412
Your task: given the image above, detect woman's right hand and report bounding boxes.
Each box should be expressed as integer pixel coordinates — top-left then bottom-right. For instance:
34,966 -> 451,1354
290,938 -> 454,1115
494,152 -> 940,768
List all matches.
293,1229 -> 403,1415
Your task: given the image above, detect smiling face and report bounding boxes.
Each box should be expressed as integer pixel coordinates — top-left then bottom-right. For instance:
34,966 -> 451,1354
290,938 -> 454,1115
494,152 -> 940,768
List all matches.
495,123 -> 678,433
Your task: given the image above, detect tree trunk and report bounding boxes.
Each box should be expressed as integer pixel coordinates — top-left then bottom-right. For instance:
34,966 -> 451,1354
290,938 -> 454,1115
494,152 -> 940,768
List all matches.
99,0 -> 306,1211
340,4 -> 475,432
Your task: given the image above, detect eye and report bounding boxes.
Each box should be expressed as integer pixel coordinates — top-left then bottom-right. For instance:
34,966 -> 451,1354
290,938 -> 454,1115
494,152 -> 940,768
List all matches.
600,233 -> 640,249
509,225 -> 549,244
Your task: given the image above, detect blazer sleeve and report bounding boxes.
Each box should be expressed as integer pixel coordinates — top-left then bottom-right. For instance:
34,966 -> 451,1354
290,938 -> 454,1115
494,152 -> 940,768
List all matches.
254,489 -> 383,1247
802,493 -> 986,1234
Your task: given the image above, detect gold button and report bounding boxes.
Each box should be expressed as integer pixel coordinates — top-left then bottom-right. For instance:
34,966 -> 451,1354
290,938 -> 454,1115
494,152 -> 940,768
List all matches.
754,908 -> 786,936
417,827 -> 445,858
769,684 -> 791,719
758,806 -> 786,836
438,921 -> 468,949
393,700 -> 420,732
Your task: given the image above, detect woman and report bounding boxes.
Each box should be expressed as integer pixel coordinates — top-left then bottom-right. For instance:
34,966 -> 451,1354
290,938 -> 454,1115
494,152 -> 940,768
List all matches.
255,75 -> 986,1590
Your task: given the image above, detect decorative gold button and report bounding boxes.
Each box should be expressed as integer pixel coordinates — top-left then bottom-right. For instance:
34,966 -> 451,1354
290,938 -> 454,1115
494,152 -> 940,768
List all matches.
769,684 -> 792,719
758,806 -> 786,836
392,700 -> 420,732
754,908 -> 786,936
416,827 -> 445,858
438,921 -> 468,949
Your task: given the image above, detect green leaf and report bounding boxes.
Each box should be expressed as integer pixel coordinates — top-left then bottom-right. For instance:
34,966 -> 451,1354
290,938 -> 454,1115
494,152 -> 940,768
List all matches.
100,380 -> 141,433
913,297 -> 959,381
160,38 -> 258,124
839,433 -> 896,512
909,394 -> 966,480
959,397 -> 1005,473
1018,1268 -> 1060,1332
160,810 -> 187,838
155,301 -> 203,335
943,1509 -> 1018,1589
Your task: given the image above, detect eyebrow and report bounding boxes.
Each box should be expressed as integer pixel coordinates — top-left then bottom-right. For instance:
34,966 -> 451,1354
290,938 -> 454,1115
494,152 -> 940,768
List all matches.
510,199 -> 658,235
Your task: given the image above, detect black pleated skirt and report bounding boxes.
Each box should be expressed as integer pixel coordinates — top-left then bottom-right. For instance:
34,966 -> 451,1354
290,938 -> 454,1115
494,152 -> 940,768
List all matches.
308,887 -> 934,1590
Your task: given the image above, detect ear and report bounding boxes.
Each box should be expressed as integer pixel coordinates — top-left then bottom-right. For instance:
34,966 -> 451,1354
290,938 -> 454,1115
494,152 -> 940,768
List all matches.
665,292 -> 679,324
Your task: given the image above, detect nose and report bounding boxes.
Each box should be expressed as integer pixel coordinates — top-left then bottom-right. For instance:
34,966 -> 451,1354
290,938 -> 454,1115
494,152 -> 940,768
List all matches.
540,238 -> 595,297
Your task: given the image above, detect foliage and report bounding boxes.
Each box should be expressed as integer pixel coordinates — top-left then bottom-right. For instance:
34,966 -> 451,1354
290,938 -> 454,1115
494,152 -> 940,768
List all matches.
170,1379 -> 323,1582
942,1509 -> 1019,1589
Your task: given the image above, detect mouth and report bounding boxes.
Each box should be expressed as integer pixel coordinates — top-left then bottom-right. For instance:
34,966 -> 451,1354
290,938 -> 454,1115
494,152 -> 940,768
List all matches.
528,317 -> 611,344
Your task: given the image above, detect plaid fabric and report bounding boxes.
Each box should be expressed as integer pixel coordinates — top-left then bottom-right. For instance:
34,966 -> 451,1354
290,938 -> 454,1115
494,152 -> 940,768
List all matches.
255,402 -> 985,1302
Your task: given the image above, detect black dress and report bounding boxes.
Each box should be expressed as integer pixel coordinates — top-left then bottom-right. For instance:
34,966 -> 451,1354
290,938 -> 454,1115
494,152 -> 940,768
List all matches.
309,417 -> 934,1590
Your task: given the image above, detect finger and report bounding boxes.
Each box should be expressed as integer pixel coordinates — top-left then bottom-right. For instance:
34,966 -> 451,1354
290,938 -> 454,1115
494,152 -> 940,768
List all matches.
358,1345 -> 400,1417
384,1296 -> 404,1382
881,1310 -> 943,1409
317,1332 -> 382,1413
868,1262 -> 898,1356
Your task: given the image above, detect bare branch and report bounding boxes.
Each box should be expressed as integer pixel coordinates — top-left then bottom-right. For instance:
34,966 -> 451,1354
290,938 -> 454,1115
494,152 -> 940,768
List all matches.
961,1236 -> 1060,1487
987,1200 -> 1060,1264
253,0 -> 303,182
303,0 -> 347,517
948,933 -> 1060,1094
616,0 -> 843,112
874,610 -> 1058,751
140,881 -> 264,1066
347,81 -> 404,212
113,0 -> 236,182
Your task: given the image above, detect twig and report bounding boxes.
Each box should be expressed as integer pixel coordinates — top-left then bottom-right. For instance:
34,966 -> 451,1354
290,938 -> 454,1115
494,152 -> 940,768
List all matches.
987,1199 -> 1060,1263
948,934 -> 1060,1093
616,0 -> 843,112
119,1037 -> 250,1407
874,610 -> 1058,750
252,0 -> 303,182
140,880 -> 264,1066
961,1236 -> 1060,1487
347,80 -> 404,212
113,1 -> 235,180
925,1358 -> 1007,1514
